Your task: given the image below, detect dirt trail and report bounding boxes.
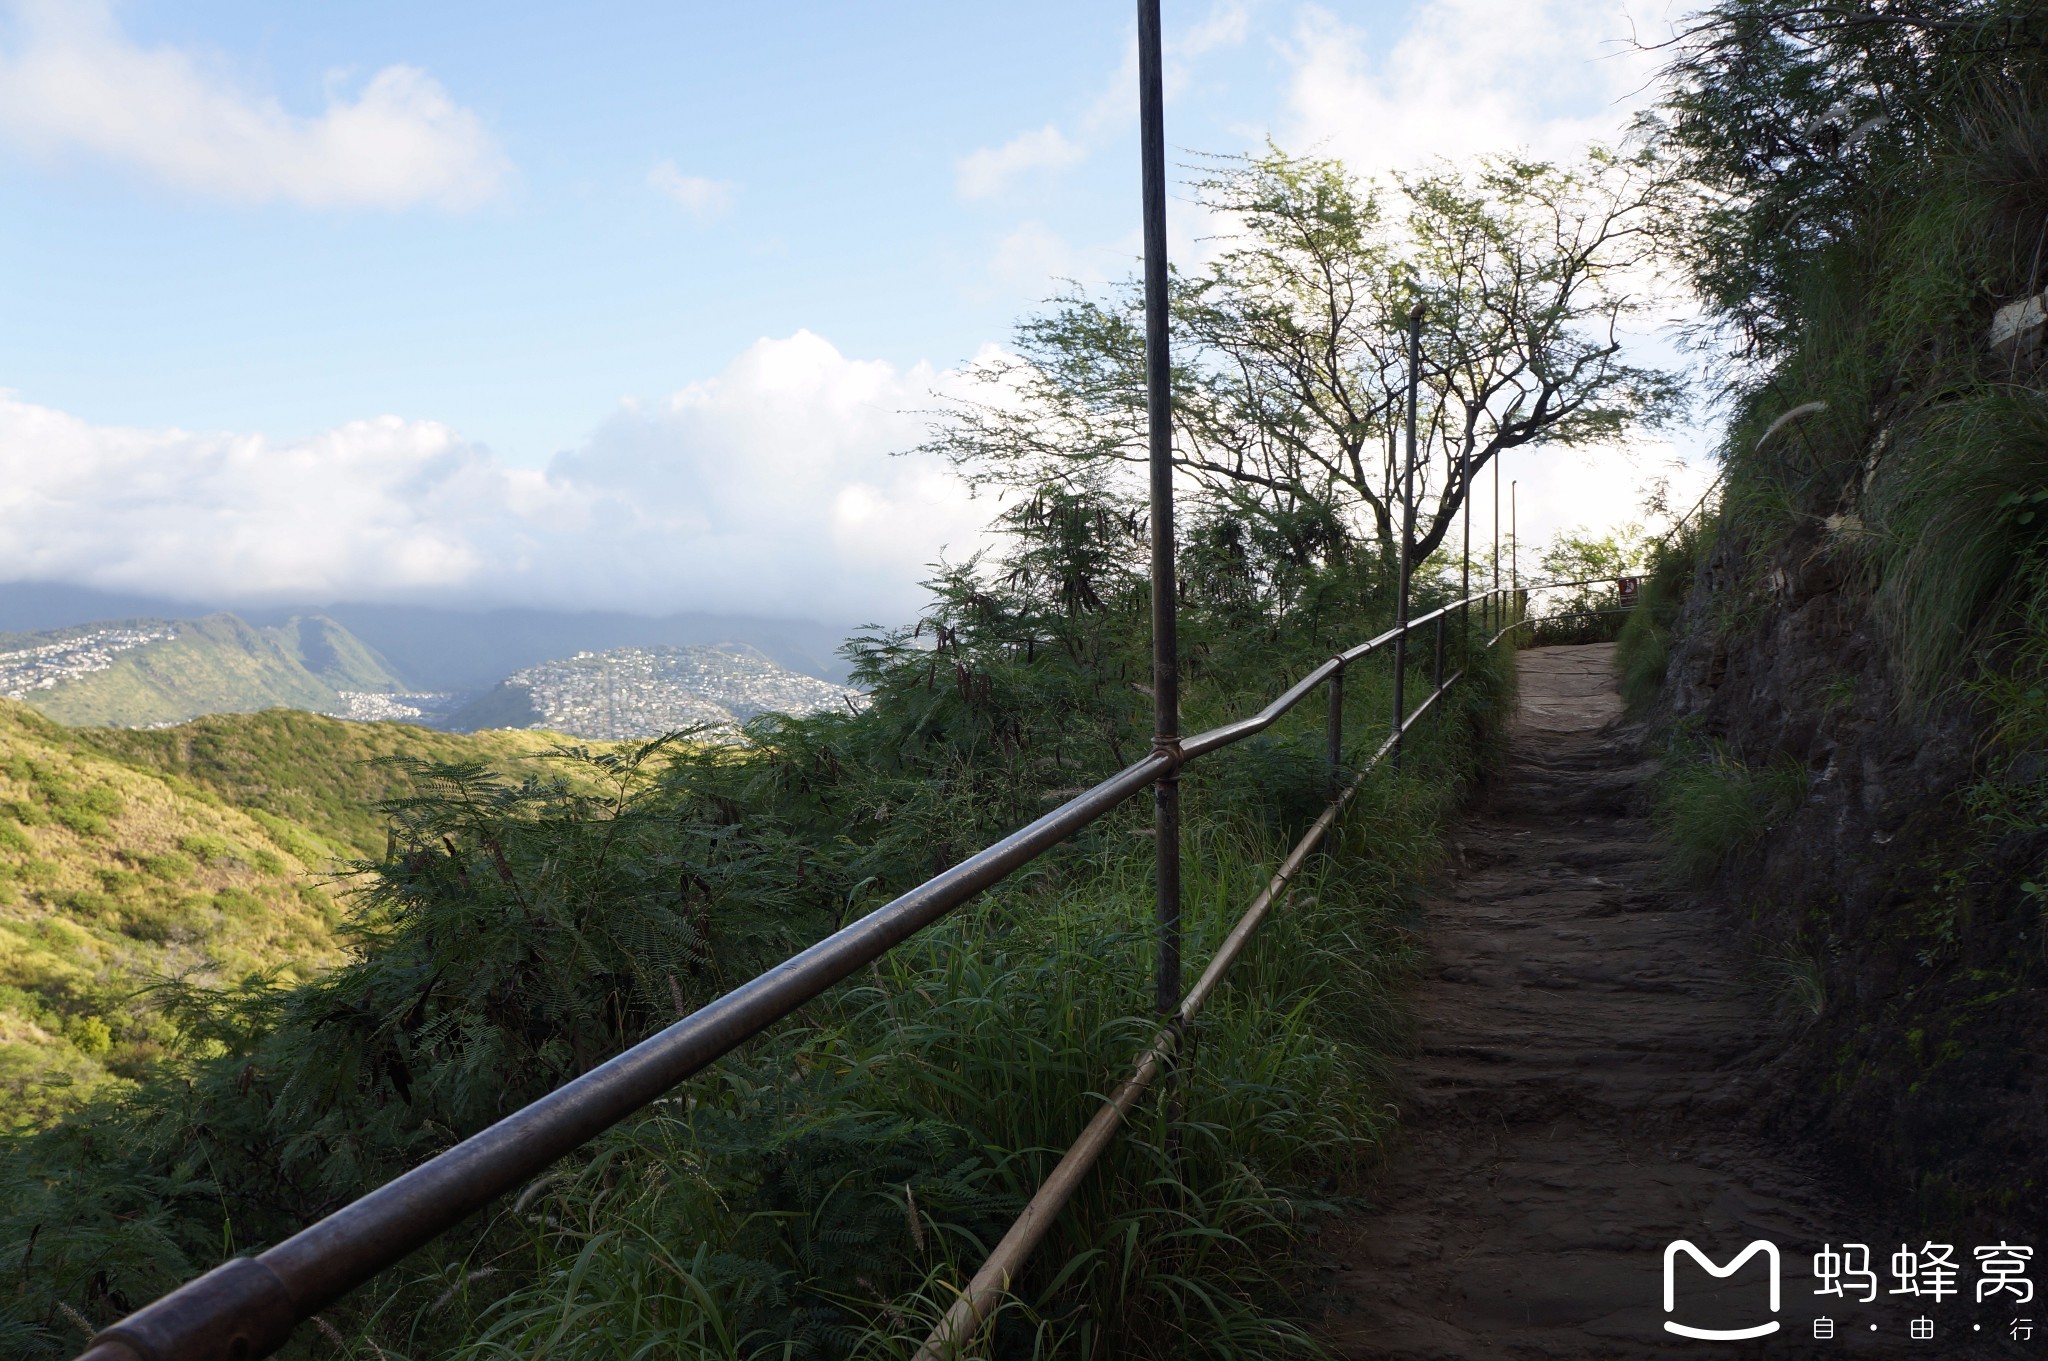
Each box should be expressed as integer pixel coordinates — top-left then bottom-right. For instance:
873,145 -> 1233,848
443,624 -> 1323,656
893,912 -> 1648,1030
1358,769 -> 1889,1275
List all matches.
1312,644 -> 2011,1359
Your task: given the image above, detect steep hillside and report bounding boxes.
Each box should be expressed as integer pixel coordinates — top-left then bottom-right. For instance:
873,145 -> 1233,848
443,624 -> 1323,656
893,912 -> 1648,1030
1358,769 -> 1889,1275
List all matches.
0,701 -> 585,1129
82,709 -> 574,858
4,613 -> 407,727
0,701 -> 346,1127
1636,1 -> 2048,1235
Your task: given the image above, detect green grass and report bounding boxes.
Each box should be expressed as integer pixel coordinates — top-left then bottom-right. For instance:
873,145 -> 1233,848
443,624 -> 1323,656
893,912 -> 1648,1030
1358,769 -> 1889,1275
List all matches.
1761,943 -> 1828,1022
1614,528 -> 1706,714
1655,742 -> 1808,886
361,668 -> 1500,1361
1864,392 -> 2048,707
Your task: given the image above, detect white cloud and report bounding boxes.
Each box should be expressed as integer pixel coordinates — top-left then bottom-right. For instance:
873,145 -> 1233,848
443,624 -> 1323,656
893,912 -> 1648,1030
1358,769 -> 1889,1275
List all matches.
955,124 -> 1085,200
1181,0 -> 1253,59
0,333 -> 991,622
985,220 -> 1125,298
0,0 -> 506,208
1280,0 -> 1673,174
957,0 -> 1251,201
647,161 -> 736,220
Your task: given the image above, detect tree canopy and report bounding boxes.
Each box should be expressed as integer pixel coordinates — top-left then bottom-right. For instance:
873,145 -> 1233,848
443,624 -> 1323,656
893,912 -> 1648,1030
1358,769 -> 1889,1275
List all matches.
1648,0 -> 2048,361
921,145 -> 1684,580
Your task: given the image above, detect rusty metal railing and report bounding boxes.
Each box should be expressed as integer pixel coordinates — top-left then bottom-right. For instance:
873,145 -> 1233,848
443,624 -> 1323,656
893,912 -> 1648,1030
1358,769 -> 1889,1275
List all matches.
76,585 -> 1531,1361
912,663 -> 1468,1359
912,575 -> 1641,1358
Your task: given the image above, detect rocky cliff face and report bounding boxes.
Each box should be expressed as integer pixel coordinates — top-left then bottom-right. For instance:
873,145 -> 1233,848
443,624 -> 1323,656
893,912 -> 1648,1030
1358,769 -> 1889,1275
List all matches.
1660,515 -> 2046,1233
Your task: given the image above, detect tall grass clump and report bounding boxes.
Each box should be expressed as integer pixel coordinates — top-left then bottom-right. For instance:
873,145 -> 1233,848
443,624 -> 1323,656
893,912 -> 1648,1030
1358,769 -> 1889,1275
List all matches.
1660,2 -> 2048,711
1866,392 -> 2048,705
1615,527 -> 1708,713
0,476 -> 1513,1358
1655,742 -> 1808,886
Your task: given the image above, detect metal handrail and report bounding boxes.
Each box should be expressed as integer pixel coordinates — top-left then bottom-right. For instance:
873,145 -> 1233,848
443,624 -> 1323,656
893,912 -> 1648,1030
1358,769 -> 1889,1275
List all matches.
914,669 -> 1467,1359
75,585 -> 1526,1361
912,575 -> 1640,1355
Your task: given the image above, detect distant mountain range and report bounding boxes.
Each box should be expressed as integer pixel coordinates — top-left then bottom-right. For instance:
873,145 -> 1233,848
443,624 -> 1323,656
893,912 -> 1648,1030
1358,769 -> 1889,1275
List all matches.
0,581 -> 858,686
0,608 -> 864,738
0,614 -> 406,727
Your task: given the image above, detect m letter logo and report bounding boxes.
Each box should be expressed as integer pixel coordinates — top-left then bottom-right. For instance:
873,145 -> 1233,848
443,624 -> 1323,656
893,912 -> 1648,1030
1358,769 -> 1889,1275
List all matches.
1663,1240 -> 1782,1340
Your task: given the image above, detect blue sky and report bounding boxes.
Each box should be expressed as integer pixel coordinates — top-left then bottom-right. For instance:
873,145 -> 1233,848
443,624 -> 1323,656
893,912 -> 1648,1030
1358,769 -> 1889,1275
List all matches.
0,0 -> 1700,623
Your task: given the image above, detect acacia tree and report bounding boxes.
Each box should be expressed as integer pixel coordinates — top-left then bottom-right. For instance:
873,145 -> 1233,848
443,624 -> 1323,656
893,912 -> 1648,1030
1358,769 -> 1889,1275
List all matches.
920,145 -> 1685,578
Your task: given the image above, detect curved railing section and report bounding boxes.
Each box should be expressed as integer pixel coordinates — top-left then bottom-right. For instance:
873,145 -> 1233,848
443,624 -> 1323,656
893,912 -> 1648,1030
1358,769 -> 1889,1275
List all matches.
74,580 -> 1640,1361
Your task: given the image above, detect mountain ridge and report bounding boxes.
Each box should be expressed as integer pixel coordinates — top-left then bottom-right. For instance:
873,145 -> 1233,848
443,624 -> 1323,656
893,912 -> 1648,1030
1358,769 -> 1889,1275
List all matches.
4,613 -> 866,739
1,613 -> 407,728
0,581 -> 859,686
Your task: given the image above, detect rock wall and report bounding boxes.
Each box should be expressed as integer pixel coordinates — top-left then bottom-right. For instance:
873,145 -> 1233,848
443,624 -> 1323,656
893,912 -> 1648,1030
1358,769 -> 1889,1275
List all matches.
1660,514 -> 2047,1233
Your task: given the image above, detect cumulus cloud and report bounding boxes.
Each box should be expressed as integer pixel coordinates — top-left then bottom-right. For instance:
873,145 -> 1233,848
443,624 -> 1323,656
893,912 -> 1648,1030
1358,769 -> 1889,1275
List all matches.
956,125 -> 1086,200
955,0 -> 1251,202
647,161 -> 736,220
0,0 -> 506,208
0,333 -> 991,622
1280,0 -> 1671,175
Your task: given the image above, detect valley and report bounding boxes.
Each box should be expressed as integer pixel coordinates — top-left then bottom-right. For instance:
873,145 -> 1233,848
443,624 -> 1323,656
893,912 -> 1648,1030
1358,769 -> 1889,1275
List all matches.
0,611 -> 862,740
0,700 -> 578,1129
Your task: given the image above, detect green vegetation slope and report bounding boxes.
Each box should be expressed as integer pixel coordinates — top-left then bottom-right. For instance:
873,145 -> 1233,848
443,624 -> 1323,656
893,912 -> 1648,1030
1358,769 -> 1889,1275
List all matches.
0,701 -> 577,1132
0,700 -> 346,1128
1627,0 -> 2048,1233
79,709 -> 577,859
1,507 -> 1514,1358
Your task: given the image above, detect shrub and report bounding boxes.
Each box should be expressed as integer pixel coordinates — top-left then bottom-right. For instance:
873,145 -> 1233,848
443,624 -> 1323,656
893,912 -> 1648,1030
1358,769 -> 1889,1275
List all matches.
1615,527 -> 1705,713
211,888 -> 262,922
64,1016 -> 113,1059
1656,743 -> 1808,885
174,834 -> 234,866
53,890 -> 118,925
138,851 -> 196,882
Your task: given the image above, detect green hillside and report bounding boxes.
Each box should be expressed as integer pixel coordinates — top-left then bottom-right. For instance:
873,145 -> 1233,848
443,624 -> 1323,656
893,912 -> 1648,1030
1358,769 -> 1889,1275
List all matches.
13,613 -> 406,728
0,701 -> 580,1128
82,709 -> 577,858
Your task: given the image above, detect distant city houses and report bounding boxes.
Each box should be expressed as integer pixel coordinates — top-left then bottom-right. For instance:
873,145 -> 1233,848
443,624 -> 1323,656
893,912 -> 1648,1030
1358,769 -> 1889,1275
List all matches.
330,692 -> 462,724
0,625 -> 178,700
508,645 -> 862,741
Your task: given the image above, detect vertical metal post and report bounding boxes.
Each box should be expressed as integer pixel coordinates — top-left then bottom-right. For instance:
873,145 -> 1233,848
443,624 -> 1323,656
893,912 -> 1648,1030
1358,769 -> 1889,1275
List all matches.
1138,0 -> 1179,1024
1511,478 -> 1519,636
1491,454 -> 1500,634
1391,303 -> 1423,768
1326,665 -> 1344,799
1433,614 -> 1445,693
1461,442 -> 1470,651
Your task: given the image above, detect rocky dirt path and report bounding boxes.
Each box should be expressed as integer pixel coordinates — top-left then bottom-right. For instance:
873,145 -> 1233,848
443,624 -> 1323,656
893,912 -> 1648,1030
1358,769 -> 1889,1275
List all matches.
1311,644 -> 2014,1359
